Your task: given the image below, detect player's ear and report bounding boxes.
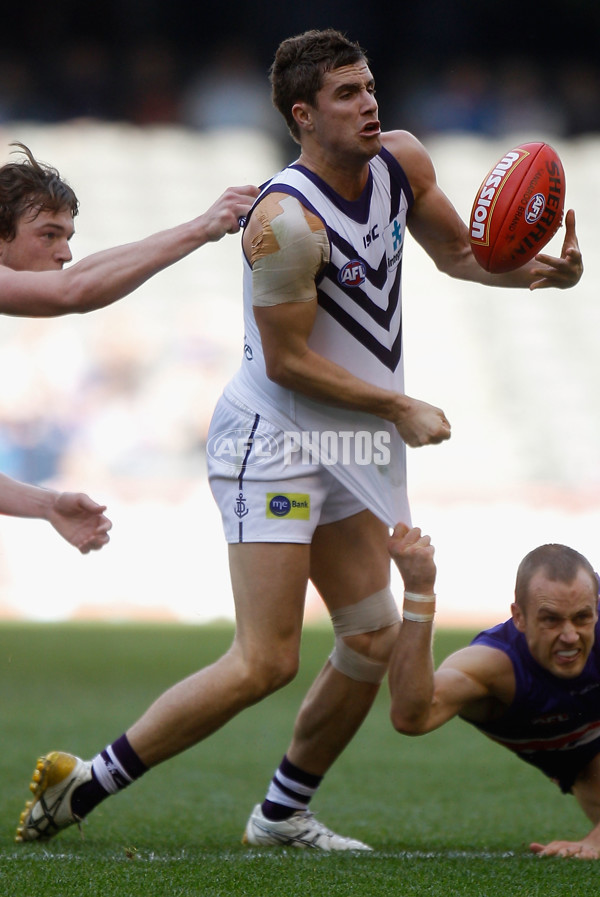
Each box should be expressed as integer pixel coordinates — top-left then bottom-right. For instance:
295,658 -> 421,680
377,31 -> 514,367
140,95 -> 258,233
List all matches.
511,602 -> 526,632
292,102 -> 313,133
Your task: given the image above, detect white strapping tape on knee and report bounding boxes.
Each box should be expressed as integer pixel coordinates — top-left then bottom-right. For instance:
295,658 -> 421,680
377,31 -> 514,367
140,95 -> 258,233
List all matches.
328,586 -> 400,683
329,639 -> 388,684
330,586 -> 400,637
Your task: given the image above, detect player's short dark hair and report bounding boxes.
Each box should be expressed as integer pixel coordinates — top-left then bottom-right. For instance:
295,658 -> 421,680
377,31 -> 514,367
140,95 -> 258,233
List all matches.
0,142 -> 79,241
515,543 -> 599,609
270,28 -> 367,143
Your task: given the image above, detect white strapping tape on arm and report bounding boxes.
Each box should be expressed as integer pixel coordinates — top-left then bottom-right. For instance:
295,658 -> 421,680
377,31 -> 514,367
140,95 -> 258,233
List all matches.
252,195 -> 329,307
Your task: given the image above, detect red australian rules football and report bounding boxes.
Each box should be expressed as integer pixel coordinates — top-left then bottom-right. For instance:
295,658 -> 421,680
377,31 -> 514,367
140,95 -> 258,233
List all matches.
469,142 -> 565,273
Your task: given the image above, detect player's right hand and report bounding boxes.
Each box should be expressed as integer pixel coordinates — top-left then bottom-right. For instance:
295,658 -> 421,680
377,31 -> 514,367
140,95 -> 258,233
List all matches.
394,396 -> 451,447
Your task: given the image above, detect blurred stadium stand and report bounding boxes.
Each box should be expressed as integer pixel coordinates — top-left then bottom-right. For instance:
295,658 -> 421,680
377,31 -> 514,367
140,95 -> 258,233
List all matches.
1,1 -> 599,139
0,0 -> 599,623
0,124 -> 598,625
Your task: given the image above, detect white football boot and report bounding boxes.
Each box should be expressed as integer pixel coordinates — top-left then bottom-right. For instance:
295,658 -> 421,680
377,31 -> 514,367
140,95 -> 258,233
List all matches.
242,803 -> 372,851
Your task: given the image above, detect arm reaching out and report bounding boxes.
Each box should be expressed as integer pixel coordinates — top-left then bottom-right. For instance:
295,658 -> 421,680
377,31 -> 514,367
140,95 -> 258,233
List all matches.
383,131 -> 583,291
0,185 -> 260,317
0,473 -> 112,553
388,523 -> 440,733
388,523 -> 499,734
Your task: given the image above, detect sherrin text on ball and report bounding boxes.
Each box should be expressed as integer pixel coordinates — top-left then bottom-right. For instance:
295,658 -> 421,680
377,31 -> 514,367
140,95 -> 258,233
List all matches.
469,142 -> 565,273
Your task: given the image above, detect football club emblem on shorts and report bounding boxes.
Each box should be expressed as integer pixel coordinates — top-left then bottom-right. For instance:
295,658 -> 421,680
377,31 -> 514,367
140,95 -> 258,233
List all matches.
266,493 -> 310,520
234,492 -> 249,518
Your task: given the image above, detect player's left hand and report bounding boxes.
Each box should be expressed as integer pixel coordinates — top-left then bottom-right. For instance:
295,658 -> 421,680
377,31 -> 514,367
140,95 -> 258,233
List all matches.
530,837 -> 600,860
49,492 -> 112,553
529,209 -> 583,290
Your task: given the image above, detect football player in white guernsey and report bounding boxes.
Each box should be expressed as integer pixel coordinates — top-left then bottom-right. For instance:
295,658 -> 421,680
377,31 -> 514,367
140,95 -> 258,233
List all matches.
16,32 -> 582,852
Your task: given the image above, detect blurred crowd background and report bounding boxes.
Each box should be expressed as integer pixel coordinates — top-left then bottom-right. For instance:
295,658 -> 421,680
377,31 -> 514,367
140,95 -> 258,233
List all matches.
2,1 -> 600,144
0,1 -> 599,623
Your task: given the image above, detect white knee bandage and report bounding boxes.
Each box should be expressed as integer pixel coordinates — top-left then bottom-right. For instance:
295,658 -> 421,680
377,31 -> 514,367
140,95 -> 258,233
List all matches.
329,640 -> 388,683
328,587 -> 400,684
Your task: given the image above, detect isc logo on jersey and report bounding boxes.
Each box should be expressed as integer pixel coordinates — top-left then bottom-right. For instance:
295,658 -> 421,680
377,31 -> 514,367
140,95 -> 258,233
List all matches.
338,260 -> 366,287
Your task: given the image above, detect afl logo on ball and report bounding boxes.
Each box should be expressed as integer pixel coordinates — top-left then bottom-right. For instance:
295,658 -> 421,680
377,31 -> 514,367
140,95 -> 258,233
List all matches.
525,193 -> 546,224
338,260 -> 366,287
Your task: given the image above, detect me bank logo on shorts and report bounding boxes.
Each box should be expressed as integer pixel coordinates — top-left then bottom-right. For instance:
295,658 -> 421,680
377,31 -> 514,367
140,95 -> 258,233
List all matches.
206,428 -> 278,468
266,493 -> 310,520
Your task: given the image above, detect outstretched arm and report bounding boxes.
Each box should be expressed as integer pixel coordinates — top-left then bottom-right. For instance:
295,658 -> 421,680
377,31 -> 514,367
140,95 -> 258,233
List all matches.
382,131 -> 583,291
530,753 -> 600,860
388,523 -> 498,733
0,185 -> 259,317
0,474 -> 112,553
388,523 -> 439,731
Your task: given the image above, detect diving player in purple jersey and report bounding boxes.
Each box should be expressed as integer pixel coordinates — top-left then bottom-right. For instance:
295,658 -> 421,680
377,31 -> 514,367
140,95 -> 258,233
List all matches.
389,523 -> 600,860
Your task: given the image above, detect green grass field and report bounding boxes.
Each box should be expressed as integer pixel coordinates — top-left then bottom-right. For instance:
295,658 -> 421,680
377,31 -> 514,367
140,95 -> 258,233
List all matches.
1,622 -> 598,896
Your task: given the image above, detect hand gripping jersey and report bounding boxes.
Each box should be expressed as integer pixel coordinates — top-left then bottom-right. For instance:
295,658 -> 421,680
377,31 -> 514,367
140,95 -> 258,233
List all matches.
225,147 -> 414,527
467,614 -> 600,791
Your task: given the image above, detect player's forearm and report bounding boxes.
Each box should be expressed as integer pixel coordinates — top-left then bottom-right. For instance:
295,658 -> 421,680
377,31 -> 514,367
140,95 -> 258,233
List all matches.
265,346 -> 409,421
388,622 -> 436,734
1,218 -> 213,319
0,474 -> 57,520
61,218 -> 212,314
435,238 -> 538,289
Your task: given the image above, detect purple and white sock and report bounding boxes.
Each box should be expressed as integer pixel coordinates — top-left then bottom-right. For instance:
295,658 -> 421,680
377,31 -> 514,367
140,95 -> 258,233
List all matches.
262,755 -> 322,821
71,734 -> 147,818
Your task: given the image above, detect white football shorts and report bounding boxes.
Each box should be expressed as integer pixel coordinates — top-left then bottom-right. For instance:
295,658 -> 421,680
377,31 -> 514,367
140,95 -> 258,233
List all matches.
206,393 -> 366,543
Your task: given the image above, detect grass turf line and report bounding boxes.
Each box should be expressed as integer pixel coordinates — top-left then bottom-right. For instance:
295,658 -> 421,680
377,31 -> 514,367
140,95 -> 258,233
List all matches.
0,622 -> 597,896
